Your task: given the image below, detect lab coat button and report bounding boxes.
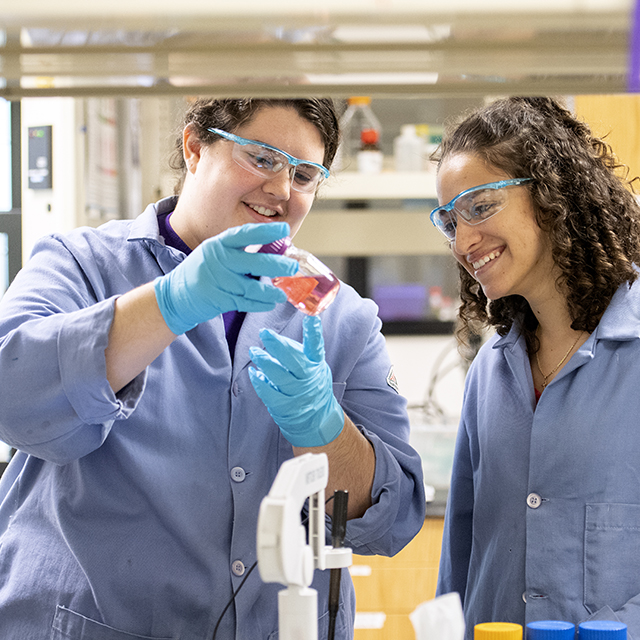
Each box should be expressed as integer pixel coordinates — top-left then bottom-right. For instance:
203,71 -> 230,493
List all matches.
232,560 -> 245,576
232,382 -> 239,396
231,466 -> 246,483
522,592 -> 527,603
527,493 -> 542,509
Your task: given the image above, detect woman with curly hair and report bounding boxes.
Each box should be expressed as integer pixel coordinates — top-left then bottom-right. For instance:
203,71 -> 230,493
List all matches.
432,96 -> 640,637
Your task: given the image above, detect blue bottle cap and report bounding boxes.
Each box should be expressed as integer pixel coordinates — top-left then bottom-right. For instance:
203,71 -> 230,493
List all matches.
526,620 -> 575,640
578,621 -> 627,639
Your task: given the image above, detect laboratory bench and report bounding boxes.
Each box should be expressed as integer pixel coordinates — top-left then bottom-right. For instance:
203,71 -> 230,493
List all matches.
424,487 -> 448,518
351,406 -> 452,638
351,515 -> 445,640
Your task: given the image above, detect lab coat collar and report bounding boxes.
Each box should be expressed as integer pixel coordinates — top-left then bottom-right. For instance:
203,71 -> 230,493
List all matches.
127,197 -> 187,274
127,197 -> 178,246
595,278 -> 640,340
492,276 -> 640,361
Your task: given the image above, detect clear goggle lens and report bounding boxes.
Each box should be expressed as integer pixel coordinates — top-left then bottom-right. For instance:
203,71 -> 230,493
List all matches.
431,178 -> 532,241
433,188 -> 509,240
231,143 -> 324,194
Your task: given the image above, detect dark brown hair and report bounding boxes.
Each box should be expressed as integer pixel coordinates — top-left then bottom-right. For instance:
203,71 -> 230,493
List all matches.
435,96 -> 640,352
170,98 -> 340,194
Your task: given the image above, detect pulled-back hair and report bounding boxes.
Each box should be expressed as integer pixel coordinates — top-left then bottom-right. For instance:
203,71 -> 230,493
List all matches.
170,97 -> 340,194
436,96 -> 640,351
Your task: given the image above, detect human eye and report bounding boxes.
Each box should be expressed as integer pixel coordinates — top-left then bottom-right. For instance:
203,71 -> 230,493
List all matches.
443,220 -> 456,238
245,145 -> 281,172
293,164 -> 318,187
469,190 -> 502,219
436,210 -> 456,238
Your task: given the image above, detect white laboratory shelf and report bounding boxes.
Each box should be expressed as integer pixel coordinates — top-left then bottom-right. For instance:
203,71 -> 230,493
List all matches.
318,171 -> 438,201
1,1 -> 629,98
5,0 -> 629,18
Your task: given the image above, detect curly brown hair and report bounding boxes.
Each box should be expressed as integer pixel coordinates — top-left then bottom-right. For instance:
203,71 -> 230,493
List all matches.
169,97 -> 340,195
435,96 -> 640,353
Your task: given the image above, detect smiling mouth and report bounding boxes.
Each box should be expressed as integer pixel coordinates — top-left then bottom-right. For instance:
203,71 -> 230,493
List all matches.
471,250 -> 501,270
248,203 -> 279,218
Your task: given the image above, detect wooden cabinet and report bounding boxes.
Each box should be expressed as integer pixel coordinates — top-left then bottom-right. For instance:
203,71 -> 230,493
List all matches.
574,95 -> 640,183
351,516 -> 445,640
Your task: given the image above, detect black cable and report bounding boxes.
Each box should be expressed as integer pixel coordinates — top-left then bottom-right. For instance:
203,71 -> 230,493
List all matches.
211,560 -> 258,640
211,494 -> 336,640
327,490 -> 349,640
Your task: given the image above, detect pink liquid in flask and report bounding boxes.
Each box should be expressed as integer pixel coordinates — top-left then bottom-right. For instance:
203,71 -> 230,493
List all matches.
257,236 -> 340,315
272,274 -> 340,315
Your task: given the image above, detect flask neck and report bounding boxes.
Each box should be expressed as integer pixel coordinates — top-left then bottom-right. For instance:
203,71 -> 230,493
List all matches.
258,236 -> 293,256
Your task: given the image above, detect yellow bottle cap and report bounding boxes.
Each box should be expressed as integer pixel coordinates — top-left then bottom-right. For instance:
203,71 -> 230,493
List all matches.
474,622 -> 523,640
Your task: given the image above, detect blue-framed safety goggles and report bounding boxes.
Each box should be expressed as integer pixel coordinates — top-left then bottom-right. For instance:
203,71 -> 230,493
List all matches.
208,127 -> 329,194
430,177 -> 533,241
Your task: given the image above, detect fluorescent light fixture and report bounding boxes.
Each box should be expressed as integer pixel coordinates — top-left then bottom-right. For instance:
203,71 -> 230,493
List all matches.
305,72 -> 439,85
331,25 -> 451,43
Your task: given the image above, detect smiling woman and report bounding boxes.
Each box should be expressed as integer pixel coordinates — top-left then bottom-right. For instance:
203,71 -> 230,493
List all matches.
436,153 -> 552,304
168,100 -> 331,249
433,96 -> 640,639
0,97 -> 426,640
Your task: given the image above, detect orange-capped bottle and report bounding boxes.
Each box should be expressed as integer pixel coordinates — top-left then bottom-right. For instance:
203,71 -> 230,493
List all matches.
336,96 -> 382,172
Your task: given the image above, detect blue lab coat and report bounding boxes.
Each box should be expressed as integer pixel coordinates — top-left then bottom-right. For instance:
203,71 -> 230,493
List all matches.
438,278 -> 640,640
0,198 -> 426,640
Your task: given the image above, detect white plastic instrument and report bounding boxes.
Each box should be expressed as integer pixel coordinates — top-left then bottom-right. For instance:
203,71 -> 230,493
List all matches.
257,453 -> 352,640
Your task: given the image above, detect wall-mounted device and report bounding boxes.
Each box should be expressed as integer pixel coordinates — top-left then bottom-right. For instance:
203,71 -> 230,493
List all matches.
28,125 -> 52,190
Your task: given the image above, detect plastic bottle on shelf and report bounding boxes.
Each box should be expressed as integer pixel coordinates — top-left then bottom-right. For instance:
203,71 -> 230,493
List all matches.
474,622 -> 523,639
415,123 -> 431,172
526,620 -> 575,639
394,124 -> 423,172
578,621 -> 627,639
336,96 -> 382,172
256,237 -> 340,315
357,128 -> 383,174
424,124 -> 444,173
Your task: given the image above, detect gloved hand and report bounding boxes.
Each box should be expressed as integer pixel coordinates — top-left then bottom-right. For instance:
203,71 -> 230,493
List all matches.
248,314 -> 345,447
154,222 -> 298,335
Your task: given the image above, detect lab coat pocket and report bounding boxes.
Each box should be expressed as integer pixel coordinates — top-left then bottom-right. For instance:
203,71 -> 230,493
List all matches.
584,503 -> 640,614
51,605 -> 176,640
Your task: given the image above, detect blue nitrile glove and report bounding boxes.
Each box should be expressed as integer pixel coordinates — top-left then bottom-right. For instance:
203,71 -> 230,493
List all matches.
248,314 -> 345,447
154,222 -> 298,335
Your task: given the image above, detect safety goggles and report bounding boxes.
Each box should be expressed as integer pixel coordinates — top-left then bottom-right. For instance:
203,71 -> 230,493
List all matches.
208,127 -> 329,194
430,178 -> 533,241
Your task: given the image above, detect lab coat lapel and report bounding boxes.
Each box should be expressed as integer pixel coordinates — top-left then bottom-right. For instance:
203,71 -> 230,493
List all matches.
231,302 -> 298,378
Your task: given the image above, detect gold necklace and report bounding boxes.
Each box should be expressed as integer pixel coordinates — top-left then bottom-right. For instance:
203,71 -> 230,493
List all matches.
535,332 -> 583,390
